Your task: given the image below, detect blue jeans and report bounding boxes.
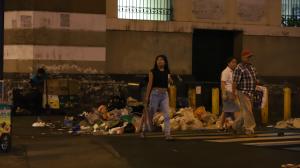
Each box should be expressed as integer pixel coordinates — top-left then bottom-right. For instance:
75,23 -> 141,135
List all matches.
148,89 -> 171,136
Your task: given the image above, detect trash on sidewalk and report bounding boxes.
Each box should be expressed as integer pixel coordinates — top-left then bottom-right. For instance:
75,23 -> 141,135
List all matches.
281,163 -> 300,168
194,107 -> 218,127
275,118 -> 300,129
32,95 -> 223,135
64,116 -> 74,128
132,116 -> 142,133
293,118 -> 300,128
160,107 -> 217,131
32,121 -> 46,128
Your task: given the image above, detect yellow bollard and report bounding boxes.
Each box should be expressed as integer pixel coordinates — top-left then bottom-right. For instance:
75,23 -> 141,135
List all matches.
212,88 -> 220,116
283,87 -> 292,120
169,85 -> 177,109
188,88 -> 196,109
261,88 -> 269,124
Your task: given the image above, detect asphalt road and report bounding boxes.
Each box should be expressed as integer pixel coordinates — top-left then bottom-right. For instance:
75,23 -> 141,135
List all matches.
0,116 -> 299,168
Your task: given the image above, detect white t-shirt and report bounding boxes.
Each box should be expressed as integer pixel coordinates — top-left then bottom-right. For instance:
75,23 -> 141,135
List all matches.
221,66 -> 233,93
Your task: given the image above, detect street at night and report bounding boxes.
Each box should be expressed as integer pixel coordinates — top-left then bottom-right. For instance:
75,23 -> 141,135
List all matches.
1,0 -> 300,168
0,116 -> 299,168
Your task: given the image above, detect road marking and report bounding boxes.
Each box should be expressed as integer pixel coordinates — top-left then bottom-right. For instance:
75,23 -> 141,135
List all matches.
207,135 -> 300,143
147,132 -> 300,139
147,133 -> 230,138
243,140 -> 300,147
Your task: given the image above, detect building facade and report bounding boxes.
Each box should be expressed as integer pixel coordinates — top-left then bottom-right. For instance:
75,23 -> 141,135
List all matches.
4,0 -> 106,74
3,0 -> 300,78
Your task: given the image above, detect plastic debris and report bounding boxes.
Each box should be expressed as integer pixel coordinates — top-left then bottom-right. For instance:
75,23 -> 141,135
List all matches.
132,116 -> 142,133
64,116 -> 74,128
153,112 -> 164,126
93,124 -> 99,132
275,118 -> 300,129
32,121 -> 46,127
293,118 -> 300,128
127,97 -> 142,107
109,127 -> 124,135
33,97 -> 227,136
281,163 -> 300,168
85,111 -> 101,125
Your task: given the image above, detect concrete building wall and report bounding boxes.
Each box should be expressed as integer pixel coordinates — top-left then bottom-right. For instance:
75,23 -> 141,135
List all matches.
106,0 -> 300,77
4,11 -> 106,31
4,0 -> 107,74
244,35 -> 300,77
173,0 -> 281,26
106,30 -> 300,77
106,31 -> 192,74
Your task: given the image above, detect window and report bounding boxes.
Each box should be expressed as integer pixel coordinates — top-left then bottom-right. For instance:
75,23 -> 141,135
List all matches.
20,15 -> 32,28
282,0 -> 300,27
118,0 -> 172,21
12,20 -> 17,28
60,14 -> 70,27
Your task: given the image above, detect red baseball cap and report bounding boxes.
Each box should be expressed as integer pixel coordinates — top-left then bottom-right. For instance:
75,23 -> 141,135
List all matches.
241,49 -> 254,57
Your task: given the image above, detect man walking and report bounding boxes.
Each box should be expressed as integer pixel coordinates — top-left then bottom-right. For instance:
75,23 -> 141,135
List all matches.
232,49 -> 257,135
220,57 -> 239,130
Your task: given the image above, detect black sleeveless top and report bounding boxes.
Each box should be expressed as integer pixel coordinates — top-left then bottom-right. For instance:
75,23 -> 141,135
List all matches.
151,69 -> 169,88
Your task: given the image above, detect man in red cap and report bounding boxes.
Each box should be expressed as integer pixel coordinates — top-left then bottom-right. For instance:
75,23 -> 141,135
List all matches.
232,49 -> 257,135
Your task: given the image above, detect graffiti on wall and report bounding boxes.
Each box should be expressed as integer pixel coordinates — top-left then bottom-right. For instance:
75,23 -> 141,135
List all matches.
192,0 -> 225,20
237,0 -> 266,22
39,64 -> 99,74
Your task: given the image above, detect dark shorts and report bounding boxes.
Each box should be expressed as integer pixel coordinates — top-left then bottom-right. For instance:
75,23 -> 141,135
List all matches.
222,92 -> 240,113
223,99 -> 239,112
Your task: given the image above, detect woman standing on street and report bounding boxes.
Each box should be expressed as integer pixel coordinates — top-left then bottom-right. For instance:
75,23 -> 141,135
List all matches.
142,54 -> 174,141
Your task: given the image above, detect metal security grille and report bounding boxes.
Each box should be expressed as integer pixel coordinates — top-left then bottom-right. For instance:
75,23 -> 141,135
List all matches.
118,0 -> 172,21
282,0 -> 300,27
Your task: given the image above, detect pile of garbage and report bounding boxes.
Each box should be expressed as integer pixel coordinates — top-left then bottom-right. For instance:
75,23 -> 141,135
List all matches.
63,97 -> 143,135
275,118 -> 300,129
75,106 -> 218,135
154,107 -> 218,132
282,163 -> 300,168
32,97 -> 220,135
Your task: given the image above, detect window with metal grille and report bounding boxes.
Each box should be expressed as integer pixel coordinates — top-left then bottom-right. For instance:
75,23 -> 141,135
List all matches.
20,15 -> 32,28
282,0 -> 300,27
60,14 -> 70,27
118,0 -> 172,21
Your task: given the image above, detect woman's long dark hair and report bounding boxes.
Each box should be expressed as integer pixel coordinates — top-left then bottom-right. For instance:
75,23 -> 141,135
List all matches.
152,54 -> 170,73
